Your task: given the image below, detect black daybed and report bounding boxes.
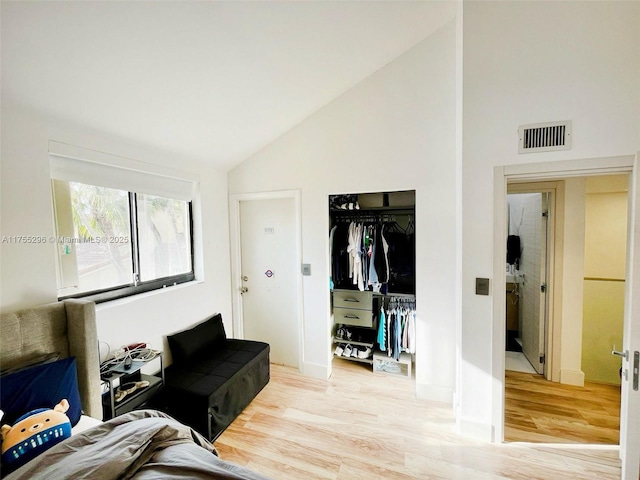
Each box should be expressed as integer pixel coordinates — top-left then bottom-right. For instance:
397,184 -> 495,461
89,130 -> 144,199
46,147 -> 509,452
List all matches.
163,313 -> 270,441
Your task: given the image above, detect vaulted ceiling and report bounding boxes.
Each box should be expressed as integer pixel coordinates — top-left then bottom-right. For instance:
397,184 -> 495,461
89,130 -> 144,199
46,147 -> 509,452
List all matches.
1,1 -> 456,170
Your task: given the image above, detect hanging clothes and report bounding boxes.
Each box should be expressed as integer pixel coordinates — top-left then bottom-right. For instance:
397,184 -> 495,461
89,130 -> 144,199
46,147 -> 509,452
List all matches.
361,225 -> 370,288
368,225 -> 380,292
386,309 -> 394,357
385,222 -> 416,294
384,298 -> 416,359
381,225 -> 390,284
329,225 -> 337,290
388,308 -> 400,359
330,215 -> 412,294
377,307 -> 386,351
347,222 -> 362,290
330,223 -> 350,288
402,311 -> 409,350
373,225 -> 388,288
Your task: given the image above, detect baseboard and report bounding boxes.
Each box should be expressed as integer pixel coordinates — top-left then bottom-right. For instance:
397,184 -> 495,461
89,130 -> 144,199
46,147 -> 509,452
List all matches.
560,369 -> 585,387
301,361 -> 330,380
416,382 -> 453,404
457,417 -> 494,442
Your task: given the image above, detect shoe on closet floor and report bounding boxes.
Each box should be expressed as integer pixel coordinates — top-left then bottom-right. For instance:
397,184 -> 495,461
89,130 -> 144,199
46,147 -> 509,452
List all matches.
350,346 -> 359,358
357,347 -> 372,359
343,344 -> 352,357
336,327 -> 352,340
334,344 -> 344,356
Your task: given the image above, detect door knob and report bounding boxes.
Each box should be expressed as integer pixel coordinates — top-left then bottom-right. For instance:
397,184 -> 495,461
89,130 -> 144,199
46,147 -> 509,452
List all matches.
242,276 -> 248,282
611,348 -> 628,360
240,287 -> 248,294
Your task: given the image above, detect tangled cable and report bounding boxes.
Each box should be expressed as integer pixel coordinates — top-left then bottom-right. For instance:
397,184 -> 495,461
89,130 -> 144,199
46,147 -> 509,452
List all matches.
99,344 -> 159,375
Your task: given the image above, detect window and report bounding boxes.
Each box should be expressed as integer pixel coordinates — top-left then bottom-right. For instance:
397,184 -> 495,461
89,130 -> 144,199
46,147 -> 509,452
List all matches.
48,141 -> 198,303
52,180 -> 194,302
136,193 -> 192,282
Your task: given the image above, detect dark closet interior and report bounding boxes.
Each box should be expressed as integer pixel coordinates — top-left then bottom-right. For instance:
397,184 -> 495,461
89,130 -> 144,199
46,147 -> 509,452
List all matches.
329,191 -> 415,295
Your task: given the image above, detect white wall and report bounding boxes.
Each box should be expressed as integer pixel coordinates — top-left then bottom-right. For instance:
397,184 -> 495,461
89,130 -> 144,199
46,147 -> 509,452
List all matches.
229,22 -> 458,402
582,176 -> 628,385
559,178 -> 586,386
462,0 -> 640,439
0,106 -> 234,363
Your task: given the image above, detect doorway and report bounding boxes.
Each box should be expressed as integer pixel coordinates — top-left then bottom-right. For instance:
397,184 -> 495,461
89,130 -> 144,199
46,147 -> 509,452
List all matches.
502,174 -> 629,445
492,155 -> 640,479
229,191 -> 303,370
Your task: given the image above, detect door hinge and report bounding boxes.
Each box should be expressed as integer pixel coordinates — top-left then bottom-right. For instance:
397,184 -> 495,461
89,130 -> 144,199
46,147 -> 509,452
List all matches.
539,354 -> 545,364
540,283 -> 546,293
542,211 -> 549,217
634,351 -> 639,391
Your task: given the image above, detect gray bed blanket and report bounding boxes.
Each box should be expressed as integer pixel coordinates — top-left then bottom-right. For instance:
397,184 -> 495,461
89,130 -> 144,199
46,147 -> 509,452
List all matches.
4,410 -> 271,480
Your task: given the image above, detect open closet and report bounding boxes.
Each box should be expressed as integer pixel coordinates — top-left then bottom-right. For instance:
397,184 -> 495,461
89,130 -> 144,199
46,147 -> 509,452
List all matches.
329,190 -> 416,377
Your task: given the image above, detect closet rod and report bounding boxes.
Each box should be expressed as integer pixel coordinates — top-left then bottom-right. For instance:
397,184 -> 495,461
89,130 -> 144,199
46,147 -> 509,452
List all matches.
332,212 -> 413,223
384,292 -> 416,299
331,207 -> 414,214
333,215 -> 404,223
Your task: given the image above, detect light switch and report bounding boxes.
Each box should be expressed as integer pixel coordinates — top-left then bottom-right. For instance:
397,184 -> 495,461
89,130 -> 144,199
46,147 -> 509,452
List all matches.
476,278 -> 490,295
302,264 -> 311,276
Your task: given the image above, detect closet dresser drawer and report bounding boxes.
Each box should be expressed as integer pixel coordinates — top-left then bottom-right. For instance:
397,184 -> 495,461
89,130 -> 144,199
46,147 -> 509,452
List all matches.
332,290 -> 374,328
334,307 -> 373,328
333,290 -> 373,311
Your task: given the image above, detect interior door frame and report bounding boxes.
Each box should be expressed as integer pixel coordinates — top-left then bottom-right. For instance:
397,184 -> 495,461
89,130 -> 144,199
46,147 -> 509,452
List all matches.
621,152 -> 640,478
229,190 -> 304,372
492,155 -> 636,448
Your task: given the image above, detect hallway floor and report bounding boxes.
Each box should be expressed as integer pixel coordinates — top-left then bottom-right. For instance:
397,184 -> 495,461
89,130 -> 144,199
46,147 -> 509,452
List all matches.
505,370 -> 621,445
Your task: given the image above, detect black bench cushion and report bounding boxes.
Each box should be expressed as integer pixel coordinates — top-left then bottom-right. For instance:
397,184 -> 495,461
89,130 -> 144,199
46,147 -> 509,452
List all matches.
165,340 -> 268,398
166,313 -> 226,365
164,339 -> 269,439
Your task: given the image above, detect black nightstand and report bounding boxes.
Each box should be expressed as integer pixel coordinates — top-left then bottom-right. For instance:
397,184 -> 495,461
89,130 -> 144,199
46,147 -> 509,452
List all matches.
101,352 -> 164,420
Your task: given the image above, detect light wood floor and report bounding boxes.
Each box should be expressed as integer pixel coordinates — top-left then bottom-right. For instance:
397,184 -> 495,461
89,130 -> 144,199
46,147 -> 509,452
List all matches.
214,360 -> 621,480
505,370 -> 621,445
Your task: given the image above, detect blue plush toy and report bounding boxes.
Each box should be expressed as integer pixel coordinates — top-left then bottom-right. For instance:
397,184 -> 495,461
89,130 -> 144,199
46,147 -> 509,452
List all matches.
1,399 -> 72,471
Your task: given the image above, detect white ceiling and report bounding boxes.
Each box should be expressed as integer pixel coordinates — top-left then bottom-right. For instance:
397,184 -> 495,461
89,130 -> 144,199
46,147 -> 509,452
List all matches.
1,1 -> 456,171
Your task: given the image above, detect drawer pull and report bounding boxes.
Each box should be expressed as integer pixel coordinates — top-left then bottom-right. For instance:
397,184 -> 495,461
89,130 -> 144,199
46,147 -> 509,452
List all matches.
344,314 -> 360,319
344,298 -> 360,303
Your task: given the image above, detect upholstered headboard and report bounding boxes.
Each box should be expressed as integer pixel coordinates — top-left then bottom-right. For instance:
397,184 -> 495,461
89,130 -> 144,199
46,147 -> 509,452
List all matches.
0,299 -> 102,420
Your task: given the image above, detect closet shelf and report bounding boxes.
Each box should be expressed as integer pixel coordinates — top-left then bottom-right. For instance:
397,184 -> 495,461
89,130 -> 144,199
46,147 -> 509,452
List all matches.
332,337 -> 374,348
333,353 -> 374,365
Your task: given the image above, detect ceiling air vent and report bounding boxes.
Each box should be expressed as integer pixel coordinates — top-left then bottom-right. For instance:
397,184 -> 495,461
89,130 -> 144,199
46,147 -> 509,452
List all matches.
518,121 -> 572,154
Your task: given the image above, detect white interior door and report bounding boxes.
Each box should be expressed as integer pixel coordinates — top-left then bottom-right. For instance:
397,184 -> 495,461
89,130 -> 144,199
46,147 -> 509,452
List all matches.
239,197 -> 300,368
520,193 -> 547,374
620,155 -> 640,480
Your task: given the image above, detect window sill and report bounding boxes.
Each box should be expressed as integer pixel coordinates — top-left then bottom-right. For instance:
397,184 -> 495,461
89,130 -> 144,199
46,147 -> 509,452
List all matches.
92,278 -> 204,311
